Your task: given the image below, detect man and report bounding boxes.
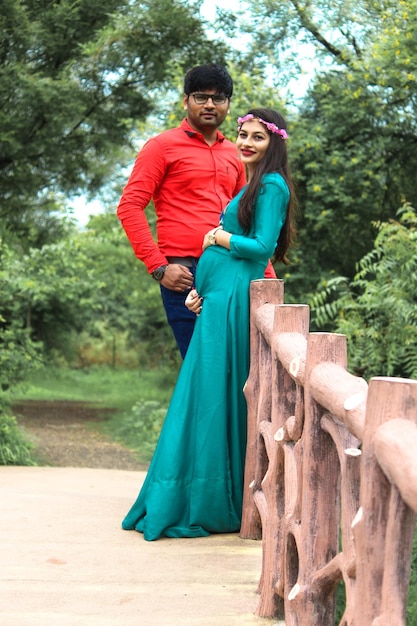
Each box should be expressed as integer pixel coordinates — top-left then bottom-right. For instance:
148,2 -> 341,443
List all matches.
117,63 -> 274,358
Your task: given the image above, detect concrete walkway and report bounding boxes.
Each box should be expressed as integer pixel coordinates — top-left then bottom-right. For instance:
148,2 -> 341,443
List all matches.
1,467 -> 282,626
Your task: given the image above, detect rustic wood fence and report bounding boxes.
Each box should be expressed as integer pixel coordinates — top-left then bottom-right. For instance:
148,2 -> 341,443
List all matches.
241,279 -> 417,625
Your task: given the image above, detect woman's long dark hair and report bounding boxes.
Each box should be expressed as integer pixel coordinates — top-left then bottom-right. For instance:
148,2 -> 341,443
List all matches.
237,108 -> 297,264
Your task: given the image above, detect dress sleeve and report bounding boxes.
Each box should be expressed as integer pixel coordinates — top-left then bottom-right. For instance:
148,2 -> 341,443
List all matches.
229,177 -> 289,262
117,137 -> 168,273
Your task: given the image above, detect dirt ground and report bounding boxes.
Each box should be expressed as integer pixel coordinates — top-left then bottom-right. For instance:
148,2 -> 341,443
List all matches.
12,400 -> 147,471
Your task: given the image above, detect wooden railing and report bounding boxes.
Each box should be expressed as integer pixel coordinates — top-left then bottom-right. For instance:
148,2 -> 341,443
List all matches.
240,279 -> 417,625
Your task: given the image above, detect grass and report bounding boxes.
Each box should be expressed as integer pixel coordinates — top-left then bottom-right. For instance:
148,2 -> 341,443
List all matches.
13,364 -> 179,464
14,364 -> 178,411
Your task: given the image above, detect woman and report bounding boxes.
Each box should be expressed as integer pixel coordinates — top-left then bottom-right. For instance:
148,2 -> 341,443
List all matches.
122,108 -> 297,541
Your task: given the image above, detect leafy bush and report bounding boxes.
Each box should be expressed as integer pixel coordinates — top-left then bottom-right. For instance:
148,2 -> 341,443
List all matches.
105,400 -> 167,462
311,203 -> 417,379
0,239 -> 44,393
0,325 -> 43,392
0,413 -> 35,465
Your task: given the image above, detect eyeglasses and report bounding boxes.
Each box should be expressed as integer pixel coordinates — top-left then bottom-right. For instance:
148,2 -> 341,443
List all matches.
191,93 -> 228,105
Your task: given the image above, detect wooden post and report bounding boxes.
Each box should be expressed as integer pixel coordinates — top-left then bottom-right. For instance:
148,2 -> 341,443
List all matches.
353,377 -> 417,625
287,332 -> 348,625
241,289 -> 417,624
240,279 -> 284,539
255,304 -> 309,618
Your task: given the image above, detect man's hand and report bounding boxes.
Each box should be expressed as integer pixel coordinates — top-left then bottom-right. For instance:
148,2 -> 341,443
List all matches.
160,264 -> 194,292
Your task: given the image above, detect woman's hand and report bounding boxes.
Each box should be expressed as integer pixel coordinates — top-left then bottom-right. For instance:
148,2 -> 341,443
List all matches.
202,226 -> 223,251
185,289 -> 203,316
202,225 -> 231,251
202,233 -> 211,251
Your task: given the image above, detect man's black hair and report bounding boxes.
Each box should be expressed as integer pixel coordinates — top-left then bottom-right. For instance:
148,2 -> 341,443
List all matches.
184,63 -> 233,98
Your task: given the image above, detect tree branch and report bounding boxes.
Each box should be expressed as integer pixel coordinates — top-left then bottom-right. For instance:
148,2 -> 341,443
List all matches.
291,0 -> 354,63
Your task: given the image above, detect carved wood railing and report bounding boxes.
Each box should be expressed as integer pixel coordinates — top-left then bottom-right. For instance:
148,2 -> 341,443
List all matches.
241,279 -> 417,625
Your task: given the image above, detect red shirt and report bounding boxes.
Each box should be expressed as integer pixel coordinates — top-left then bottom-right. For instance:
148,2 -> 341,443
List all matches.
117,118 -> 246,273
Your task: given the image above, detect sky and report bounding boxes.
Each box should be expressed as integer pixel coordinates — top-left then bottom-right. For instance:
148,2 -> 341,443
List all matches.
201,0 -> 242,23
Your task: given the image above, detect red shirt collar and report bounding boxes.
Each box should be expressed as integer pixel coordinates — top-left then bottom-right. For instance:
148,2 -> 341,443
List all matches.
181,118 -> 225,143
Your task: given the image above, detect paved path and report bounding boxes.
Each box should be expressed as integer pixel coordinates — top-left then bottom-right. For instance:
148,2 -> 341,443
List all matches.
1,467 -> 282,626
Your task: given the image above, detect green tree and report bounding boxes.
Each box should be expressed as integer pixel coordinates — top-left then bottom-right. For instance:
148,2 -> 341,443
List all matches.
0,0 -> 231,379
311,203 -> 417,379
0,0 -> 228,245
79,213 -> 179,367
0,225 -> 99,360
1,209 -> 179,372
0,240 -> 43,388
226,0 -> 417,298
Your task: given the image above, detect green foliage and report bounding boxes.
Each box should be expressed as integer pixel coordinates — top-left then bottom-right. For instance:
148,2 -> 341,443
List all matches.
334,580 -> 346,624
0,413 -> 35,466
408,527 -> 417,625
2,208 -> 180,369
311,203 -> 417,379
230,0 -> 417,300
0,324 -> 42,392
0,240 -> 44,396
105,400 -> 167,462
0,0 -> 227,242
1,230 -> 99,358
76,213 -> 180,368
4,0 -> 417,394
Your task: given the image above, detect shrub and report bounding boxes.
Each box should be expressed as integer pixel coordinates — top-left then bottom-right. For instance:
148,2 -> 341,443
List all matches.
0,413 -> 36,465
311,203 -> 417,379
107,400 -> 167,462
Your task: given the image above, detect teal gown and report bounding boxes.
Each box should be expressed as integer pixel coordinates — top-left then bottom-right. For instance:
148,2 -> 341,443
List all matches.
122,173 -> 289,541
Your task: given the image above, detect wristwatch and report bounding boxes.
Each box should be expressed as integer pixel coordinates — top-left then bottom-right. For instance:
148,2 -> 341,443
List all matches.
151,265 -> 168,281
208,227 -> 221,246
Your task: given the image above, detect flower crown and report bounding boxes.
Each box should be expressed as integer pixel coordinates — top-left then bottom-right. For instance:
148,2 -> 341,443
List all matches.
237,114 -> 288,140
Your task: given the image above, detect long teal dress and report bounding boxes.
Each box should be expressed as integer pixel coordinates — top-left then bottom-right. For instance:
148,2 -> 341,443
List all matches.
122,172 -> 289,541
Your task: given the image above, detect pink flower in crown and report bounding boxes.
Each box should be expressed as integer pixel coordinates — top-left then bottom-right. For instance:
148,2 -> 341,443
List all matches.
237,113 -> 288,140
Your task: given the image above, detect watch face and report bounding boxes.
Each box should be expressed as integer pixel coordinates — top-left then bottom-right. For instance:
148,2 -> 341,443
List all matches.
152,266 -> 166,280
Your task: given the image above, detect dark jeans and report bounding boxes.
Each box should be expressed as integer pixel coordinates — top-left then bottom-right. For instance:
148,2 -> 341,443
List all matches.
160,262 -> 198,359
